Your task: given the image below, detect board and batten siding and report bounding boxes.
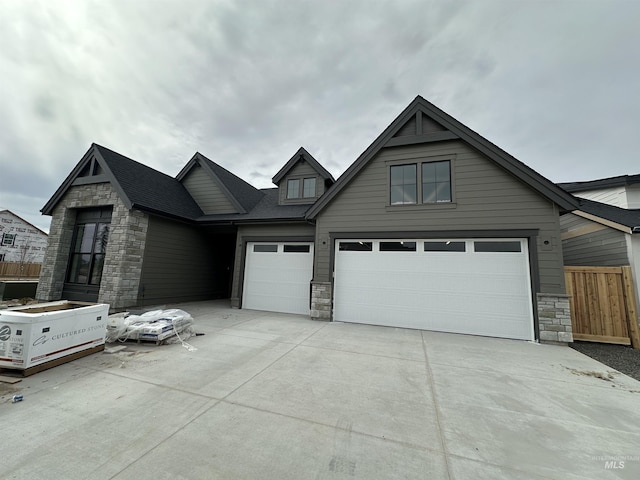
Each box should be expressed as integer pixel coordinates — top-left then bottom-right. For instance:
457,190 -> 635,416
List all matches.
181,165 -> 238,214
278,161 -> 326,204
314,140 -> 566,294
230,222 -> 316,306
560,213 -> 630,266
139,215 -> 217,304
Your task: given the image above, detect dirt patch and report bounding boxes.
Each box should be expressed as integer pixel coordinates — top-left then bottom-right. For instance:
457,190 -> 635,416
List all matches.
0,298 -> 39,308
0,382 -> 20,400
570,341 -> 640,382
565,367 -> 617,381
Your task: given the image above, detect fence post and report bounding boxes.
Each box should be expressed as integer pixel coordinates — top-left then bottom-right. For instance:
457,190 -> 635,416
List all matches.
621,266 -> 640,349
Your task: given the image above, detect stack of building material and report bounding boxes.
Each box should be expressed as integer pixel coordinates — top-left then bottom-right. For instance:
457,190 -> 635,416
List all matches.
106,309 -> 193,344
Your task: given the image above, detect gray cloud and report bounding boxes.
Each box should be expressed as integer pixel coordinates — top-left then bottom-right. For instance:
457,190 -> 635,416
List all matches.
1,0 -> 639,233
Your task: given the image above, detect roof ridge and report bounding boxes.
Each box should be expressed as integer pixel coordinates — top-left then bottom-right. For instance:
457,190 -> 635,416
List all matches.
93,143 -> 177,181
272,147 -> 335,185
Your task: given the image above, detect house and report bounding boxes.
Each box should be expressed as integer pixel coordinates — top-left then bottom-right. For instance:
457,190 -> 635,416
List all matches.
36,96 -> 578,343
559,174 -> 640,209
0,210 -> 49,264
558,176 -> 640,306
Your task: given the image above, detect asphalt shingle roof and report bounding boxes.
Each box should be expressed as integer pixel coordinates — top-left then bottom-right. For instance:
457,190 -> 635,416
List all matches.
196,188 -> 311,223
95,144 -> 203,220
576,198 -> 640,231
559,174 -> 640,193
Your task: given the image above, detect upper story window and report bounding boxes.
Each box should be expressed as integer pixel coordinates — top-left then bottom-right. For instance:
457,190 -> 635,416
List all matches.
390,165 -> 417,205
287,177 -> 317,199
422,161 -> 451,203
303,178 -> 316,198
390,159 -> 452,206
287,179 -> 300,199
1,233 -> 16,246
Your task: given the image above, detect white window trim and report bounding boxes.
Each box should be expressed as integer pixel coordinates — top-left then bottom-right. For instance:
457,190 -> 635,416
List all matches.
2,233 -> 16,246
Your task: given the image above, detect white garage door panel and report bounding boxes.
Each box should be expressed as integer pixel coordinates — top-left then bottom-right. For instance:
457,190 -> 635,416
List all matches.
334,239 -> 534,340
243,242 -> 313,315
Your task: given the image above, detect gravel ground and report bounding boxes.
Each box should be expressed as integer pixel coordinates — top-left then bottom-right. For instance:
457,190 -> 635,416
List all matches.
571,341 -> 640,382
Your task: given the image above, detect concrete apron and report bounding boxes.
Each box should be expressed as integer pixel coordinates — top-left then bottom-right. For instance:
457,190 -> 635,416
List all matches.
1,300 -> 639,480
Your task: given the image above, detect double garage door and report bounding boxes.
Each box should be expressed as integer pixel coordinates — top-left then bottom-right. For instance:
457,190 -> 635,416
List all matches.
334,238 -> 534,340
242,238 -> 534,340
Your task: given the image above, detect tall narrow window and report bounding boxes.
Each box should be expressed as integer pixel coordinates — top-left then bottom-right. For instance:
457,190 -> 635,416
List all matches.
303,178 -> 316,198
422,161 -> 451,203
67,214 -> 110,285
287,179 -> 300,199
390,164 -> 417,205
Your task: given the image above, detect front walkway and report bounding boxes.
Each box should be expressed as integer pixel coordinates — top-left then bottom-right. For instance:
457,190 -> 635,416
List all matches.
2,300 -> 639,479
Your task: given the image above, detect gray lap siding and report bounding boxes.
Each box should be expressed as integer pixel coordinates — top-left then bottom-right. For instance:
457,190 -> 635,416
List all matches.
560,213 -> 629,266
181,165 -> 237,214
138,215 -> 218,305
313,140 -> 566,295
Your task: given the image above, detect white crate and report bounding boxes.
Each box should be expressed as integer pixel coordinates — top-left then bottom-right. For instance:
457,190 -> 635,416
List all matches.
0,301 -> 109,369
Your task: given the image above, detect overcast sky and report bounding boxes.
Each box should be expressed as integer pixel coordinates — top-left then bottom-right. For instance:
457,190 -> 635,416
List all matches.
1,0 -> 639,233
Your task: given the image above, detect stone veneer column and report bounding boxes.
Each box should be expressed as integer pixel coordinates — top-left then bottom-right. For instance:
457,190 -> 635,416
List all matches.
36,183 -> 148,310
310,281 -> 332,321
98,207 -> 148,309
36,207 -> 77,301
537,293 -> 573,344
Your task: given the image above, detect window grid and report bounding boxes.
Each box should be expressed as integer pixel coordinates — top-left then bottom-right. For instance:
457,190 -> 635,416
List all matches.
303,178 -> 316,198
422,161 -> 451,203
286,179 -> 300,199
390,164 -> 417,205
67,222 -> 110,285
389,160 -> 452,206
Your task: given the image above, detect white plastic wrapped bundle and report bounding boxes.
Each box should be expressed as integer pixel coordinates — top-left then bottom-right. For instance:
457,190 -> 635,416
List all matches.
106,309 -> 194,346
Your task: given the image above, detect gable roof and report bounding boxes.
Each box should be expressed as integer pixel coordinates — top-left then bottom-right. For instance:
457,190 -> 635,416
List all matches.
558,174 -> 640,193
571,198 -> 640,234
307,96 -> 578,219
0,210 -> 48,236
42,144 -> 203,220
197,188 -> 311,224
176,153 -> 264,214
272,147 -> 335,185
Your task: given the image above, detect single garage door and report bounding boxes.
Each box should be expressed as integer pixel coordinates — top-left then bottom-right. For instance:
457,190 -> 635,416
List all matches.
242,242 -> 314,315
334,238 -> 534,340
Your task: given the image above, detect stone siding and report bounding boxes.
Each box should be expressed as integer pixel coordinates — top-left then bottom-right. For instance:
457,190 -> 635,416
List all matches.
537,293 -> 573,344
310,281 -> 332,321
36,207 -> 77,301
36,183 -> 149,309
99,207 -> 148,309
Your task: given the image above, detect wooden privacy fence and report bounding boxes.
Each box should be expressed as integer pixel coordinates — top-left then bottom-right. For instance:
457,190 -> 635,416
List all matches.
564,266 -> 640,349
0,262 -> 42,278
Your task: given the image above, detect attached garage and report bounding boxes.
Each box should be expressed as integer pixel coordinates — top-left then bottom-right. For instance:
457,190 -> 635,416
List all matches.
242,242 -> 314,315
333,238 -> 534,340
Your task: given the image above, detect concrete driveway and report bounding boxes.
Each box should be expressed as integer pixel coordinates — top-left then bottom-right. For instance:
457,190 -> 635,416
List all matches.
2,300 -> 639,479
